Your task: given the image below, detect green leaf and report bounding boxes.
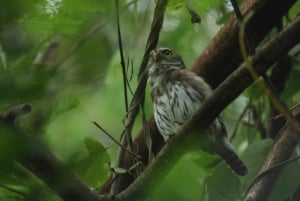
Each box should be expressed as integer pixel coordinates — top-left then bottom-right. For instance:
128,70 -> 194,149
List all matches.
242,139 -> 273,185
74,137 -> 110,189
192,151 -> 220,174
51,98 -> 79,117
289,0 -> 300,19
206,164 -> 242,201
267,152 -> 300,201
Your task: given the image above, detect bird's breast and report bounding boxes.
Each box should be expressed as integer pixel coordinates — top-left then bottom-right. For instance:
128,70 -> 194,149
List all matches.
150,87 -> 163,102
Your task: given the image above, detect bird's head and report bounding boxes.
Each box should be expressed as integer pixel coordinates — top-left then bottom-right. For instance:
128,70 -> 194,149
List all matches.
147,48 -> 186,77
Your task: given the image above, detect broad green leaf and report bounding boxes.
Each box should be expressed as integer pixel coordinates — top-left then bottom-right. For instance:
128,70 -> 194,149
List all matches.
151,153 -> 207,201
192,151 -> 220,174
206,164 -> 242,201
268,152 -> 300,201
289,0 -> 300,19
74,137 -> 110,188
242,139 -> 273,185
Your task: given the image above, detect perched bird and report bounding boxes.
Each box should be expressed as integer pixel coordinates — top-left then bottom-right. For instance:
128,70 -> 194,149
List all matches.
147,47 -> 248,176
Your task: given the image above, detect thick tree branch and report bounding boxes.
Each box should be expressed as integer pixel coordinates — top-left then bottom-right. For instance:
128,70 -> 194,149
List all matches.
244,104 -> 300,201
101,0 -> 298,193
0,106 -> 111,201
113,15 -> 300,201
19,136 -> 110,201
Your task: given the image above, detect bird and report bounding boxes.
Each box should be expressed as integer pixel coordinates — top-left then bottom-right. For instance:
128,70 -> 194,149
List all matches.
147,47 -> 248,176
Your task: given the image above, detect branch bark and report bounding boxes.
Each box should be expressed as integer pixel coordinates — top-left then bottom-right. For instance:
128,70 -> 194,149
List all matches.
101,0 -> 298,193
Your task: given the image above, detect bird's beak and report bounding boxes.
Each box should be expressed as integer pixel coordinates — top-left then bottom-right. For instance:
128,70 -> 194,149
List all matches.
150,49 -> 158,61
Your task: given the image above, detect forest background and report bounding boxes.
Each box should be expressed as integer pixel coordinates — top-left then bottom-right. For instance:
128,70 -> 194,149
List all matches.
1,0 -> 300,201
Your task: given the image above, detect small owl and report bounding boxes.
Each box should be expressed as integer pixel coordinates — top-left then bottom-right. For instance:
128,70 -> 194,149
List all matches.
147,47 -> 247,176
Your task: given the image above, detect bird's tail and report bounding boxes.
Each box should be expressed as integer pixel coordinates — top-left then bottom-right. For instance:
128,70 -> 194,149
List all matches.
221,148 -> 248,176
214,137 -> 248,176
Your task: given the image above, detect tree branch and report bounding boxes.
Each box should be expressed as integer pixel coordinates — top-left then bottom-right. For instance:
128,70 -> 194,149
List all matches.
19,136 -> 110,201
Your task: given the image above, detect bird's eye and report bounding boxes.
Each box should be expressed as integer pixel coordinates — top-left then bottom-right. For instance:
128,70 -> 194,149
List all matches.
162,49 -> 173,56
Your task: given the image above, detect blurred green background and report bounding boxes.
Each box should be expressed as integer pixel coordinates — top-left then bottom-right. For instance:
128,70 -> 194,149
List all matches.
1,0 -> 300,200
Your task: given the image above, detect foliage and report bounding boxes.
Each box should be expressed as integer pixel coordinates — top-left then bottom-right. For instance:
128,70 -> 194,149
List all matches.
0,0 -> 300,201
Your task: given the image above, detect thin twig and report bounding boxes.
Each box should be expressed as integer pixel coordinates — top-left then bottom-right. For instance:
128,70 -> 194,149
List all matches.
93,121 -> 140,159
229,0 -> 243,20
229,101 -> 250,142
116,0 -> 129,114
125,58 -> 134,95
270,102 -> 300,121
115,0 -> 133,150
250,103 -> 267,138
